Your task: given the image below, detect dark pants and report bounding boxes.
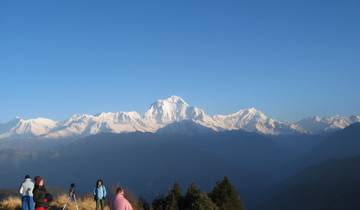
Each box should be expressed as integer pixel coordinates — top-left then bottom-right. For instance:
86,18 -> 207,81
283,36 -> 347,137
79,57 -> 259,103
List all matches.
96,199 -> 105,210
21,196 -> 34,210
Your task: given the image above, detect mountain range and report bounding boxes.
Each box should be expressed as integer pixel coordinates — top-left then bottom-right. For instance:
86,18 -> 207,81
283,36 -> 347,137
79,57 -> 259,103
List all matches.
0,95 -> 359,140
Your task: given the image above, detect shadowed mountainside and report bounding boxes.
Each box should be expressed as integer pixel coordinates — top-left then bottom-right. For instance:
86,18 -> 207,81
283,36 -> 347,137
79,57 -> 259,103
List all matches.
0,123 -> 359,210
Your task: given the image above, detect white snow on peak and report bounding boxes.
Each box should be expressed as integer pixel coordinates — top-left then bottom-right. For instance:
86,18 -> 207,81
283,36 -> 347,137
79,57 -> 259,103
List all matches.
46,111 -> 145,138
350,115 -> 360,123
213,108 -> 299,135
295,115 -> 360,134
144,96 -> 192,124
0,96 -> 358,139
0,117 -> 58,138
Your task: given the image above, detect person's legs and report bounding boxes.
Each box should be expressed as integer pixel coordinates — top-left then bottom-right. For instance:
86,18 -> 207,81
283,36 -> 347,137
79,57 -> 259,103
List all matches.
22,196 -> 27,210
96,199 -> 100,210
29,196 -> 34,210
100,199 -> 104,210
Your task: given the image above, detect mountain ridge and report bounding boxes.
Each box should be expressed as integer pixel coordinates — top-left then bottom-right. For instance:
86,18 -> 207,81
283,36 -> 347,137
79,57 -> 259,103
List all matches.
0,96 -> 359,140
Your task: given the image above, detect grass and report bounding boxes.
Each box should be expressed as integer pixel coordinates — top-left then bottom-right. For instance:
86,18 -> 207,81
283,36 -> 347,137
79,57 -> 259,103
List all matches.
0,196 -> 21,210
0,194 -> 111,210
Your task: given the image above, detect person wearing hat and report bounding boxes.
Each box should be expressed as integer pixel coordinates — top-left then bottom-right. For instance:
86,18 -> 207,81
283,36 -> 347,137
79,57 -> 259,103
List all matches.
19,175 -> 35,210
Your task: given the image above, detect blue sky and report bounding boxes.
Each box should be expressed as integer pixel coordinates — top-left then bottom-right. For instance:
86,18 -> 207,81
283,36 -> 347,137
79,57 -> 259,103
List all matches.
0,0 -> 359,122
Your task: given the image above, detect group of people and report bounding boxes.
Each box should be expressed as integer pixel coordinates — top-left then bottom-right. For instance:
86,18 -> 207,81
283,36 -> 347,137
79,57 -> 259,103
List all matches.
19,175 -> 52,210
19,175 -> 133,210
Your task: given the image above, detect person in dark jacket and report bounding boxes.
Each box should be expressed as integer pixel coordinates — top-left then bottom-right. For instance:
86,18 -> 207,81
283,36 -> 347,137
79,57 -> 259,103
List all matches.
32,176 -> 53,210
94,179 -> 107,210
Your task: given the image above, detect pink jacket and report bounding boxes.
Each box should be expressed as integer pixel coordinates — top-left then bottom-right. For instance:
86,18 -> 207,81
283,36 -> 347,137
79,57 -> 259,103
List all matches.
111,194 -> 133,210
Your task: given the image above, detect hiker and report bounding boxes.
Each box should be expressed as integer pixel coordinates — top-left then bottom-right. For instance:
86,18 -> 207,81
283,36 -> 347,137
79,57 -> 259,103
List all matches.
111,187 -> 133,210
32,176 -> 53,210
19,175 -> 35,210
94,179 -> 107,210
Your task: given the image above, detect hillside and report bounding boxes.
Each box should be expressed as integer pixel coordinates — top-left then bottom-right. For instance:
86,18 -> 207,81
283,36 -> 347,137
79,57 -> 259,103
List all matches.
304,123 -> 360,165
0,130 -> 315,204
262,155 -> 360,210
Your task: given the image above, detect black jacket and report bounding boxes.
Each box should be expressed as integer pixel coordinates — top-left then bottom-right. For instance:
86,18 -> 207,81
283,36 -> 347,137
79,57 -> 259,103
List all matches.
33,186 -> 53,208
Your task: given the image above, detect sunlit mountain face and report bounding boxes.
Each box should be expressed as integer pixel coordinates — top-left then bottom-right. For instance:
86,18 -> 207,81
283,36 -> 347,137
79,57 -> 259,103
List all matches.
0,96 -> 359,140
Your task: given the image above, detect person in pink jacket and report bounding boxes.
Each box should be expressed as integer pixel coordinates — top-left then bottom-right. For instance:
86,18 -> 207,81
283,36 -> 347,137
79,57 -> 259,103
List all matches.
111,187 -> 133,210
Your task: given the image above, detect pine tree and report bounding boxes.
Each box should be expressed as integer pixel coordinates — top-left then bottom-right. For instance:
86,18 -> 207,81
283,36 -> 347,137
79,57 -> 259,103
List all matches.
164,183 -> 182,210
183,183 -> 219,210
209,177 -> 245,210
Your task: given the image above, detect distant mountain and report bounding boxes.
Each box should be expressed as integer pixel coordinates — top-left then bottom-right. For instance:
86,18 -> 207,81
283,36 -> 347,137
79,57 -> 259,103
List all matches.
46,111 -> 148,138
0,117 -> 58,139
295,115 -> 360,134
0,96 -> 358,140
213,108 -> 302,135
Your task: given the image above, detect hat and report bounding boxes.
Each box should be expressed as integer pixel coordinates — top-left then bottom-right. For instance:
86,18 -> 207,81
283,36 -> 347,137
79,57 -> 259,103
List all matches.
25,175 -> 30,179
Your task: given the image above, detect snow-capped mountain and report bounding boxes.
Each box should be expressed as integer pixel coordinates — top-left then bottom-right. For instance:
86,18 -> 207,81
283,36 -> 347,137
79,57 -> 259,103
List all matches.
46,111 -> 148,138
0,96 -> 358,139
0,117 -> 58,139
144,96 -> 220,130
295,115 -> 360,134
213,108 -> 302,135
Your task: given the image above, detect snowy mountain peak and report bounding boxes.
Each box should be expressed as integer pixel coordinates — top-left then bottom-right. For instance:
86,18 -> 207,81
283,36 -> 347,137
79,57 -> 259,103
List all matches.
0,117 -> 58,138
0,96 -> 359,139
144,96 -> 192,124
162,95 -> 189,106
247,107 -> 258,114
350,115 -> 360,122
295,115 -> 360,134
212,108 -> 298,135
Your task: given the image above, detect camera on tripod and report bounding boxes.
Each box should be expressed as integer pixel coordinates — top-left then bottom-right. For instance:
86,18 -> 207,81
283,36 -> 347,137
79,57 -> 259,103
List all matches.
69,183 -> 76,197
63,183 -> 79,210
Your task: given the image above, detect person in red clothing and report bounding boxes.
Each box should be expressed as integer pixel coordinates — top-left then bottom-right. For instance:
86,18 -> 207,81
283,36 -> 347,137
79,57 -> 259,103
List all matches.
111,187 -> 133,210
32,177 -> 53,210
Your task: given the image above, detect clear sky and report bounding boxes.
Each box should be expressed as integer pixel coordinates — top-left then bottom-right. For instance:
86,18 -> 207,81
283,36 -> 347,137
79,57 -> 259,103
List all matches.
0,0 -> 359,122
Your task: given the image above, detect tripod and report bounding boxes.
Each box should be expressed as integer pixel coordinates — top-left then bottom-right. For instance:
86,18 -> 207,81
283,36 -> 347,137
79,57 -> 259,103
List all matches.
63,184 -> 79,210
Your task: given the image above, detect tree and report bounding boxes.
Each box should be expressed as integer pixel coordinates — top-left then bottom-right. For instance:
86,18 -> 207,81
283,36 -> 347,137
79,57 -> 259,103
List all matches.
163,183 -> 183,210
183,183 -> 218,210
209,177 -> 245,210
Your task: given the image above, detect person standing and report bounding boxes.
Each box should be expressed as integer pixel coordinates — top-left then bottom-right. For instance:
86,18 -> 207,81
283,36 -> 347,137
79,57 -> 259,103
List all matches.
111,187 -> 133,210
19,175 -> 35,210
32,176 -> 53,210
94,179 -> 107,210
